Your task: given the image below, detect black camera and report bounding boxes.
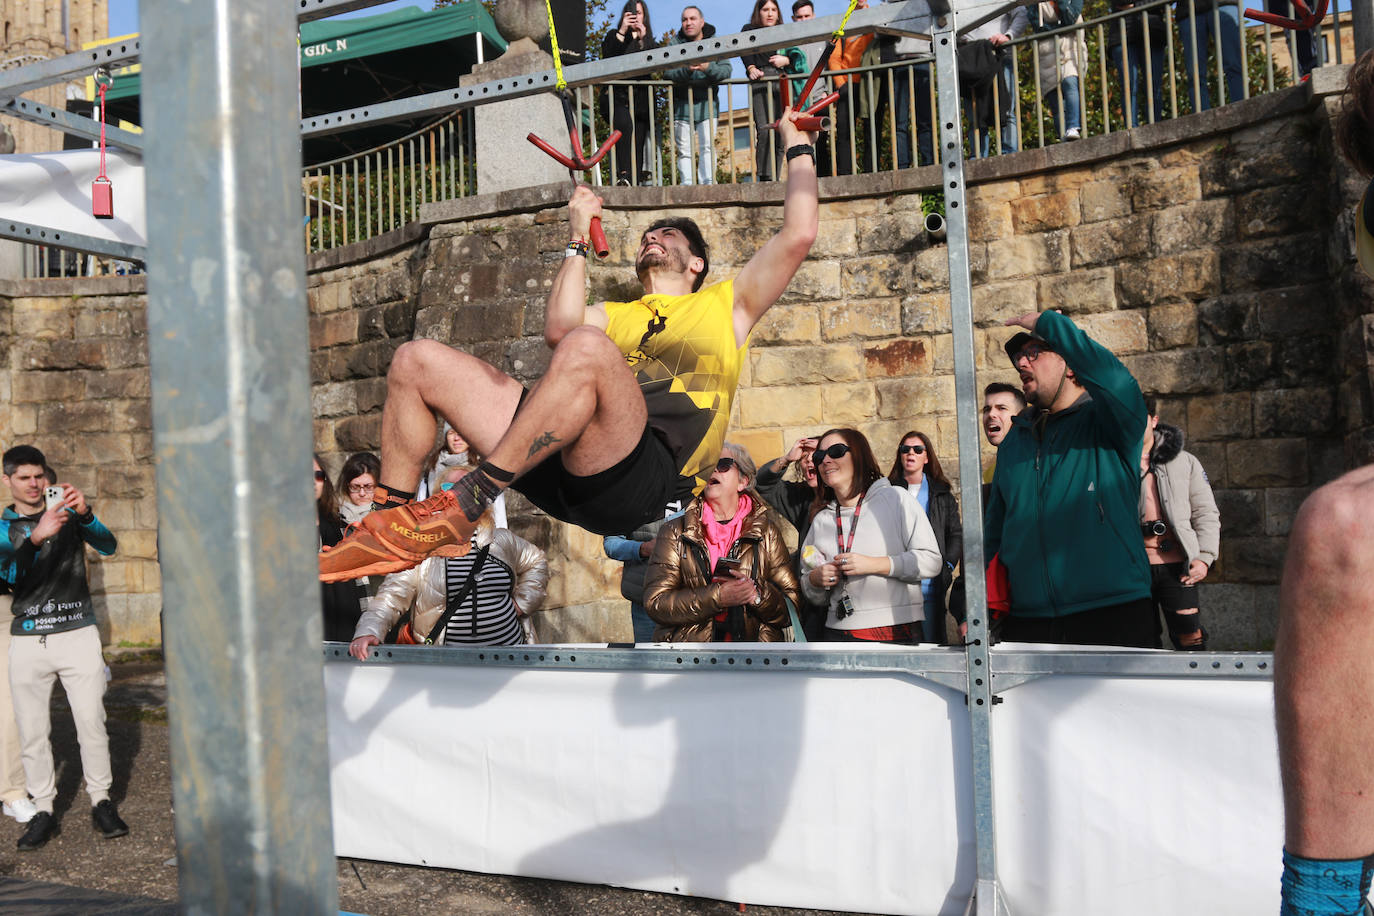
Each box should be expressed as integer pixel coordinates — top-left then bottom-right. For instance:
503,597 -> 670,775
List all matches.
836,593 -> 854,620
1143,520 -> 1168,537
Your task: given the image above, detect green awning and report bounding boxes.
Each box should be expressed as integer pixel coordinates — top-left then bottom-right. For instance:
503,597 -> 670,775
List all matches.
103,2 -> 507,103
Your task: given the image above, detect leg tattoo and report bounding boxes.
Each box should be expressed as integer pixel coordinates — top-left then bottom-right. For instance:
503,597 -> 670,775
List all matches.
527,431 -> 562,460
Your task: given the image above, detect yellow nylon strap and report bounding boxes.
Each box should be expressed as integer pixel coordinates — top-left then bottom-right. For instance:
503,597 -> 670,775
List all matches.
834,0 -> 862,37
544,0 -> 566,91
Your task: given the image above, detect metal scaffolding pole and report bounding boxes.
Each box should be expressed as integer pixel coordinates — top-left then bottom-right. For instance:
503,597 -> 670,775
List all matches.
931,14 -> 1009,916
141,0 -> 337,911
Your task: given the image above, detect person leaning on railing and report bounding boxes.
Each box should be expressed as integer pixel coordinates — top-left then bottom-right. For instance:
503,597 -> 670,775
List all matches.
1175,0 -> 1244,111
663,6 -> 732,186
1030,0 -> 1088,140
1107,0 -> 1168,127
877,0 -> 937,168
961,2 -> 1030,155
601,0 -> 660,186
741,0 -> 807,182
827,0 -> 877,176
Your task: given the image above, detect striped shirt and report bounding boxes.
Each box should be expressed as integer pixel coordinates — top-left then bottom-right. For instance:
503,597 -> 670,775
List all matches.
441,552 -> 525,647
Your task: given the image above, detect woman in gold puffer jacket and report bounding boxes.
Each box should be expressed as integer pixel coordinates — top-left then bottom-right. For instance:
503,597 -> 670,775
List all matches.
644,444 -> 799,642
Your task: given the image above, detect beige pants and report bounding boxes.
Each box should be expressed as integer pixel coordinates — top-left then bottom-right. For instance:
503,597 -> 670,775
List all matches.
10,625 -> 111,812
0,598 -> 28,804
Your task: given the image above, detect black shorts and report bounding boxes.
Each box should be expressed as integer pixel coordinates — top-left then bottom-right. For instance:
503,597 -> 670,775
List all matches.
511,423 -> 678,537
1150,561 -> 1199,612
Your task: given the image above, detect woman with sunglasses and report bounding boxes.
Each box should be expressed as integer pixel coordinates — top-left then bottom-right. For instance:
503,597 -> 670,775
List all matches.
643,444 -> 798,642
886,432 -> 962,644
315,454 -> 365,642
801,429 -> 942,643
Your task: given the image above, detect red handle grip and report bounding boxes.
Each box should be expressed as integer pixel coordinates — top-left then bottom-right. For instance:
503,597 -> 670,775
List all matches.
589,217 -> 609,259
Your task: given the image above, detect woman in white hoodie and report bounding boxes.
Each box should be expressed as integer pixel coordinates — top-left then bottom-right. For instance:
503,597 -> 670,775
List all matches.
800,428 -> 943,643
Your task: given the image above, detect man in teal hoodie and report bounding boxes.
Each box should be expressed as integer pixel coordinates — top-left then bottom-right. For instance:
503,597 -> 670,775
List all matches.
984,310 -> 1156,646
663,7 -> 732,185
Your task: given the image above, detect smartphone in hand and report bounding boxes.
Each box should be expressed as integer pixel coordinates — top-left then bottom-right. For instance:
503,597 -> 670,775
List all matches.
43,486 -> 64,512
712,557 -> 742,581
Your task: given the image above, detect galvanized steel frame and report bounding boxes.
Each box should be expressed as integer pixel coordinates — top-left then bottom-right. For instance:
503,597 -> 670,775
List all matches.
13,2 -> 1279,913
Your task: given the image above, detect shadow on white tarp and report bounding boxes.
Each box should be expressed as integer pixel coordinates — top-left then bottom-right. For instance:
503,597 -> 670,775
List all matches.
323,644 -> 1280,915
0,149 -> 145,247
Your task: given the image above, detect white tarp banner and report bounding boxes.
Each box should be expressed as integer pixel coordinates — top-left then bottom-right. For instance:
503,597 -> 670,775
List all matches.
324,645 -> 1281,915
0,149 -> 146,247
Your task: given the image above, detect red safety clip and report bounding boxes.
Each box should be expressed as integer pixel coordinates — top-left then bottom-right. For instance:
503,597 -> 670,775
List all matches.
92,69 -> 113,220
1244,0 -> 1328,32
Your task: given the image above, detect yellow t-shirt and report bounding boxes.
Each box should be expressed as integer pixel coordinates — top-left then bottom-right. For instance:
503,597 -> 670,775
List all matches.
603,280 -> 745,500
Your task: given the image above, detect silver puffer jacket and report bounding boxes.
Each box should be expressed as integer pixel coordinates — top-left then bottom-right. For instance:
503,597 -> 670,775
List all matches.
352,520 -> 549,645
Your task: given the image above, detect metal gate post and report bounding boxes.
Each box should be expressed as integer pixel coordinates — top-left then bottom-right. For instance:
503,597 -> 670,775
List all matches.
932,17 -> 1011,916
141,1 -> 338,912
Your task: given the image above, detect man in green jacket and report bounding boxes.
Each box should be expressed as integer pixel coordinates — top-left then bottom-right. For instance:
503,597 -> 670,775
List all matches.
663,7 -> 732,185
984,310 -> 1156,646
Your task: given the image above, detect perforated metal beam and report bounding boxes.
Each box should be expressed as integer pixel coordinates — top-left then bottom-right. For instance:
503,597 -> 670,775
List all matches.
1,97 -> 143,152
0,218 -> 144,262
300,3 -> 970,137
0,39 -> 141,100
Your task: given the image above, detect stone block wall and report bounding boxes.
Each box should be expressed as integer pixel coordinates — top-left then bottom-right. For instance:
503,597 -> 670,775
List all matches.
0,276 -> 159,645
1,71 -> 1365,649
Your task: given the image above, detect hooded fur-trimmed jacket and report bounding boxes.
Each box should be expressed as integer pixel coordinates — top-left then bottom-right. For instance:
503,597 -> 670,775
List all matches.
1141,422 -> 1221,568
352,518 -> 548,646
643,494 -> 798,642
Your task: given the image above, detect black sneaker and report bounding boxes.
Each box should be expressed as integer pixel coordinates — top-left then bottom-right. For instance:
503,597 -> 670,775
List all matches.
16,810 -> 55,850
92,800 -> 128,839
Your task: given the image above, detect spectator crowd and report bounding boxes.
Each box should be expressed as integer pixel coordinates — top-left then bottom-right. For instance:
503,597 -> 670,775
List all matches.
593,0 -> 1325,184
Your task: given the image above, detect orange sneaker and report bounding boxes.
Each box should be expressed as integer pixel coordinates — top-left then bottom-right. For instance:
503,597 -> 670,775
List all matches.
318,489 -> 476,582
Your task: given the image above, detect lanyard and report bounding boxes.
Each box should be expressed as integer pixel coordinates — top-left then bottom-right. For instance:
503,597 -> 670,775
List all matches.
833,493 -> 864,580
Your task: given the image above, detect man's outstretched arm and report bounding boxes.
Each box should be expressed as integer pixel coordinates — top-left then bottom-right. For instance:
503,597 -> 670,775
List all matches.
731,111 -> 819,346
545,186 -> 609,347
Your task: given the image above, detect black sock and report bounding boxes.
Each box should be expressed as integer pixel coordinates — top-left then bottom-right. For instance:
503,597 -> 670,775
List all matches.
480,462 -> 515,483
374,485 -> 413,511
454,468 -> 504,522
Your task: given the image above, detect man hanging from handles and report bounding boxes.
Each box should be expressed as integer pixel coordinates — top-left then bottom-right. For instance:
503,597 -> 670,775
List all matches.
320,108 -> 820,583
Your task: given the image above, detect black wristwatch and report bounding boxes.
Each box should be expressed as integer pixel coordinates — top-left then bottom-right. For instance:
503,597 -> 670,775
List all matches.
785,144 -> 815,162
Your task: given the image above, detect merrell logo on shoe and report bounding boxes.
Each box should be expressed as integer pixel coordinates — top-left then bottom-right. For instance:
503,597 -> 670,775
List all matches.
389,522 -> 443,543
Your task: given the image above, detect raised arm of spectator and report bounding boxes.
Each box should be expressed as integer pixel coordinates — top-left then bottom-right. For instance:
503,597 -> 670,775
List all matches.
732,111 -> 819,345
1024,309 -> 1146,463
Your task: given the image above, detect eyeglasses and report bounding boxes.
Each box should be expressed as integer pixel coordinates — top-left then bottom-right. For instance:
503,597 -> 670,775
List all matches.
898,443 -> 926,455
1012,341 -> 1053,363
715,456 -> 737,473
811,443 -> 851,466
348,482 -> 376,495
313,470 -> 326,481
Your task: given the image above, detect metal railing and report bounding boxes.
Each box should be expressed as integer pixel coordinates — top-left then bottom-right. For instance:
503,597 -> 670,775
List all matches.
16,0 -> 1346,264
302,108 -> 474,254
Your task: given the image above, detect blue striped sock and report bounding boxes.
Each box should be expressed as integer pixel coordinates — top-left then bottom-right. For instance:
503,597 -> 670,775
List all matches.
1281,848 -> 1374,916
